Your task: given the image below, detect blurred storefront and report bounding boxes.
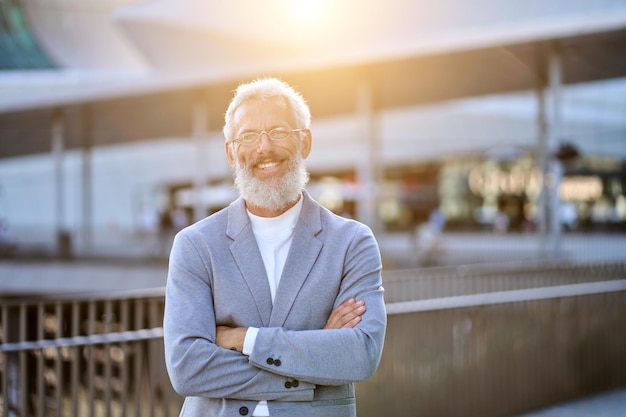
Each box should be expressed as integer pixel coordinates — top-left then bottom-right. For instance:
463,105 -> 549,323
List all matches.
157,148 -> 625,236
373,151 -> 626,234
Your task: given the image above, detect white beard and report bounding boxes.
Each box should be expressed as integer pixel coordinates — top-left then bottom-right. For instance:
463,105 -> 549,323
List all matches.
233,152 -> 309,212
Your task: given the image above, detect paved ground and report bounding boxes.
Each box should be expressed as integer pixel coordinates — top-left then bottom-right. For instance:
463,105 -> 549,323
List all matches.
0,259 -> 168,296
1,231 -> 625,296
514,388 -> 626,417
378,232 -> 626,268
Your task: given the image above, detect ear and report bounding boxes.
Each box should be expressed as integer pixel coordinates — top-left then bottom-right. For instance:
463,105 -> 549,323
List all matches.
300,129 -> 312,159
225,141 -> 236,168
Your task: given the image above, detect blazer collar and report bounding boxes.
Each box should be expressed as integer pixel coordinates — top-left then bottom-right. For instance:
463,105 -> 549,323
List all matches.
227,197 -> 272,325
226,191 -> 323,327
226,190 -> 321,238
270,191 -> 323,326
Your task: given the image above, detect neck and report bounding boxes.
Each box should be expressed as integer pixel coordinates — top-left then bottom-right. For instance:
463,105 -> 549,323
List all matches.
245,194 -> 301,218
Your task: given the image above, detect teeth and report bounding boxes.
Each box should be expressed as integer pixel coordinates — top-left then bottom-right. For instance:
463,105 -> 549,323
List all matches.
258,162 -> 279,169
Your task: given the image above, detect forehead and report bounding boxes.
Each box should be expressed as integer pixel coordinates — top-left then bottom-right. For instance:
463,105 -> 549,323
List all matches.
232,96 -> 296,130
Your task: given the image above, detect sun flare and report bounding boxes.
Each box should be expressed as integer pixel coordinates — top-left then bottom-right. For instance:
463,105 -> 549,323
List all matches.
291,0 -> 323,21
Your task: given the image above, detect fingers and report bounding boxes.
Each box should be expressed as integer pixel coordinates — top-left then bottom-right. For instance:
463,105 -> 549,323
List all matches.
215,325 -> 229,348
323,298 -> 366,329
215,326 -> 246,352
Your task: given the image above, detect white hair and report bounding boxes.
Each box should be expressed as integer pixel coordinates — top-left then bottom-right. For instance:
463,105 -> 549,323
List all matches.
223,77 -> 311,142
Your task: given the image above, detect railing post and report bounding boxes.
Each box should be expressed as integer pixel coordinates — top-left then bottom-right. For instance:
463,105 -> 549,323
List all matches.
37,303 -> 45,417
71,301 -> 80,416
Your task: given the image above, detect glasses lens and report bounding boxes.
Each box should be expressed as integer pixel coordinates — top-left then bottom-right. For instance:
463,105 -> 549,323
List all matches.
236,128 -> 295,144
239,132 -> 260,144
269,127 -> 291,140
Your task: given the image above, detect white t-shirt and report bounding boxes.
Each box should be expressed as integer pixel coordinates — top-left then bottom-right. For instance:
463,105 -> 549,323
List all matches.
244,197 -> 303,416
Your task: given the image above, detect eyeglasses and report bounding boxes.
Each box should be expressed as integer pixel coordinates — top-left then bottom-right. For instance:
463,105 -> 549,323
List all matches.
229,127 -> 303,146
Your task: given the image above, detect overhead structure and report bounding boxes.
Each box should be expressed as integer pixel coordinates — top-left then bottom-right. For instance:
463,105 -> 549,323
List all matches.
0,0 -> 626,158
0,0 -> 625,255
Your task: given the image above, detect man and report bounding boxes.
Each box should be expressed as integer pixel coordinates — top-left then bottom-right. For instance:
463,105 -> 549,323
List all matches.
164,77 -> 386,417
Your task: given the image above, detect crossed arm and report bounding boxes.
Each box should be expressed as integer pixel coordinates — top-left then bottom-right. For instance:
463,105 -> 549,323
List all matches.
216,298 -> 366,353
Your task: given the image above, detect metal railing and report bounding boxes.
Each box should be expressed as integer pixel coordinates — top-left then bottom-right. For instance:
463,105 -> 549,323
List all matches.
1,261 -> 625,417
0,289 -> 181,417
358,278 -> 626,417
383,260 -> 626,303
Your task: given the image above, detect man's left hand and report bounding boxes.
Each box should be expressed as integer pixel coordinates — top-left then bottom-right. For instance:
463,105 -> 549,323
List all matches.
216,326 -> 247,353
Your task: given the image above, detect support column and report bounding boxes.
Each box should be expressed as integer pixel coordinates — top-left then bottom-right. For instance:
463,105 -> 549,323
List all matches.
52,108 -> 71,258
355,80 -> 382,233
192,90 -> 210,222
82,105 -> 93,255
537,42 -> 563,257
548,43 -> 564,256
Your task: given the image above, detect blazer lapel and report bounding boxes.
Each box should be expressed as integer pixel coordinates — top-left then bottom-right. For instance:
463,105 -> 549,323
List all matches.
227,198 -> 273,327
269,192 -> 323,327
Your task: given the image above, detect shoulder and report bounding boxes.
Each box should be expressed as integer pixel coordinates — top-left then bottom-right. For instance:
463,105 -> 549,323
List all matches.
175,197 -> 244,244
181,206 -> 228,236
307,198 -> 375,242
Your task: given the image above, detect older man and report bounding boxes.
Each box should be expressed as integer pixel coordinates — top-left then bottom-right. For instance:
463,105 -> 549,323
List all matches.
164,77 -> 386,417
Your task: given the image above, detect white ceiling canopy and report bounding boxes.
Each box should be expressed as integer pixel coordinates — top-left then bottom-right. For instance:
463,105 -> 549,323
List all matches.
113,0 -> 626,74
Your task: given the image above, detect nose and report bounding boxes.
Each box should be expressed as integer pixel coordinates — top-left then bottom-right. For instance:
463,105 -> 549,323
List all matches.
256,131 -> 272,152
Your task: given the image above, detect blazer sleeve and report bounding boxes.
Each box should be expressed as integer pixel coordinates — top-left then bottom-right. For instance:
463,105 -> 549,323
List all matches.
163,232 -> 315,401
248,222 -> 387,386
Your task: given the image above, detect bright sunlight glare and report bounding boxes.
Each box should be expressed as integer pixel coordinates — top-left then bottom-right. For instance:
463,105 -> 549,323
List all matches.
291,0 -> 324,21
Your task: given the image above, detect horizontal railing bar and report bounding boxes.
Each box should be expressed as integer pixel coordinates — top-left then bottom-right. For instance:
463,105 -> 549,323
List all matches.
0,327 -> 164,353
0,287 -> 166,306
41,286 -> 167,301
383,260 -> 626,282
386,279 -> 626,315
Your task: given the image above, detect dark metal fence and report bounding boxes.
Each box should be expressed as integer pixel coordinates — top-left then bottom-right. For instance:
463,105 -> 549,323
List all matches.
0,289 -> 181,417
1,262 -> 625,417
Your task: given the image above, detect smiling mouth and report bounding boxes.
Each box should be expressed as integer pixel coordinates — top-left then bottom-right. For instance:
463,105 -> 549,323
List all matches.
257,161 -> 280,170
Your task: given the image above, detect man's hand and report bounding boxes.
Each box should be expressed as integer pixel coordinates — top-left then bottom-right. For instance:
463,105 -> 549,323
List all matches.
323,298 -> 366,329
216,326 -> 247,353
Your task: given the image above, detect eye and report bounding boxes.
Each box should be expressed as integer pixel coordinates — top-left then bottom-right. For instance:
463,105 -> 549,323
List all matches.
239,132 -> 259,144
269,127 -> 291,140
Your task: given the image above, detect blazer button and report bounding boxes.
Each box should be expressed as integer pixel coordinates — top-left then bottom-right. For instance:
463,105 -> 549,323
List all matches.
266,358 -> 274,365
292,380 -> 299,387
273,359 -> 282,367
239,406 -> 249,415
284,381 -> 292,389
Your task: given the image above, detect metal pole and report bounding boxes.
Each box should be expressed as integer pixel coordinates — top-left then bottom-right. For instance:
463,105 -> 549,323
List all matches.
82,105 -> 93,255
192,91 -> 209,222
52,109 -> 69,258
547,42 -> 563,257
536,80 -> 548,239
536,42 -> 563,258
356,81 -> 381,233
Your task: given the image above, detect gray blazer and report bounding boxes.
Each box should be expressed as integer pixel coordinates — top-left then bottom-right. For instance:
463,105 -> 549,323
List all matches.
164,191 -> 386,417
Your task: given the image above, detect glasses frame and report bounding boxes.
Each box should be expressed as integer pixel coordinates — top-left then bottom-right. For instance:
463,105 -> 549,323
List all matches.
228,127 -> 304,146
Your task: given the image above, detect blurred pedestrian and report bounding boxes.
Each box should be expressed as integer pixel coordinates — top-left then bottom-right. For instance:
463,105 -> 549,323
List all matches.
171,207 -> 190,232
163,77 -> 387,417
158,208 -> 175,257
493,199 -> 510,234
